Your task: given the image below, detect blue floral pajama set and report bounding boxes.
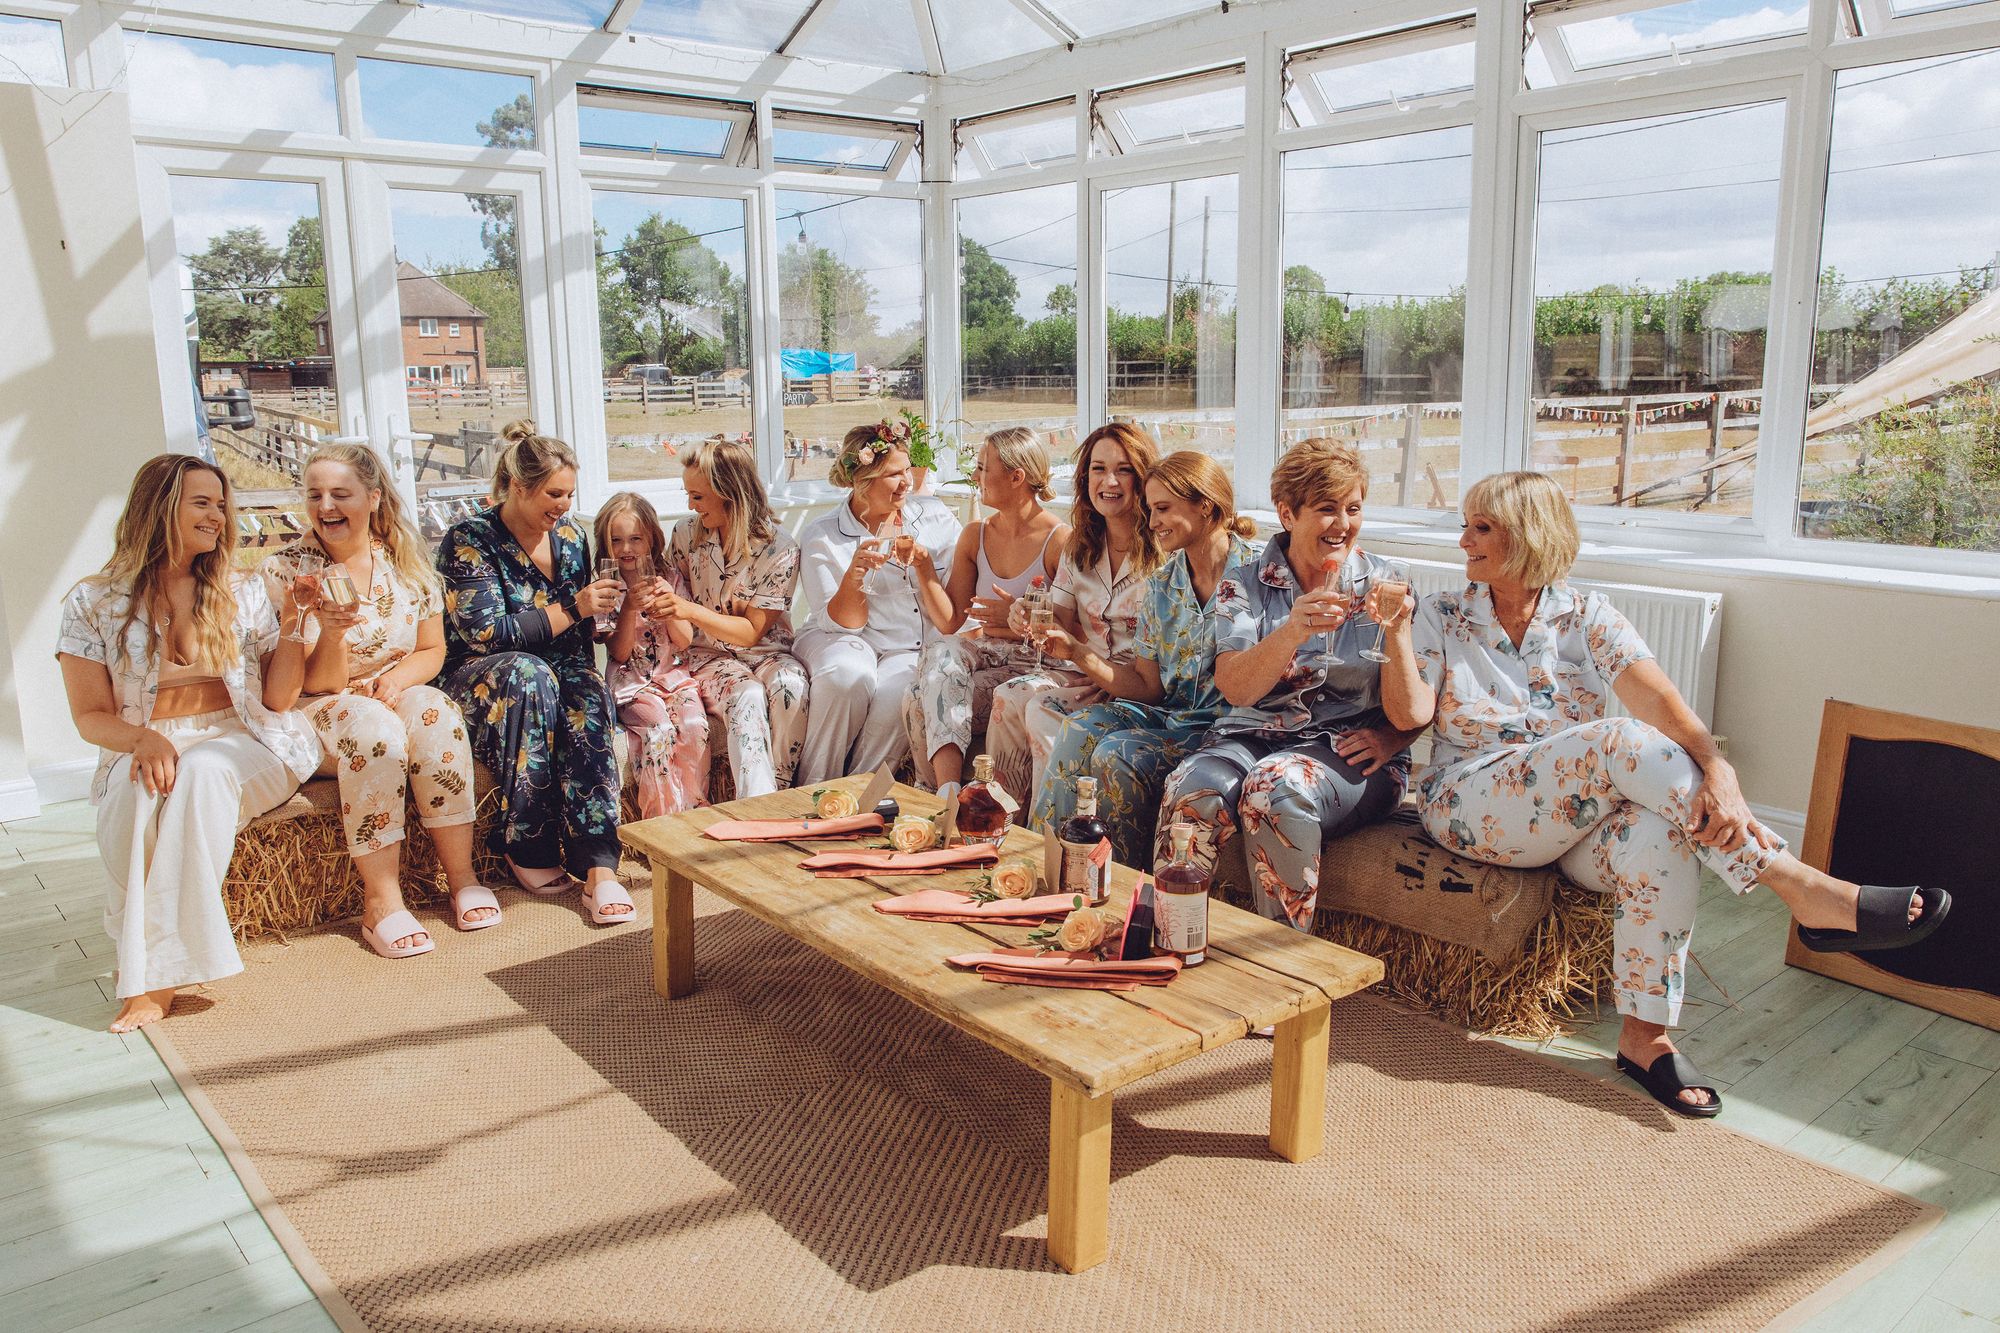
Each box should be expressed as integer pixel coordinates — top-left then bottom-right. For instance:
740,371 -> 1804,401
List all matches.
1410,581 -> 1784,1026
1156,537 -> 1408,930
1029,535 -> 1256,868
438,509 -> 621,878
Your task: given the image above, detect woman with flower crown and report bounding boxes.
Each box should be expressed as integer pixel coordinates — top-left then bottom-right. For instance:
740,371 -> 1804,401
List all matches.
793,420 -> 962,784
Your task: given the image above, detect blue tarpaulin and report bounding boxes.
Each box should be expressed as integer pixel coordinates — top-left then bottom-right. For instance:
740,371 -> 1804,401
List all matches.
780,348 -> 857,378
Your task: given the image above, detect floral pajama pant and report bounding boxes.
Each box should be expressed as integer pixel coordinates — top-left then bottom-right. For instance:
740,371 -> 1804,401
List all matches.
1417,716 -> 1784,1027
1158,736 -> 1404,931
902,635 -> 1040,786
687,648 -> 809,798
619,668 -> 709,820
445,652 -> 621,877
304,685 -> 476,857
1028,701 -> 1205,869
987,671 -> 1083,817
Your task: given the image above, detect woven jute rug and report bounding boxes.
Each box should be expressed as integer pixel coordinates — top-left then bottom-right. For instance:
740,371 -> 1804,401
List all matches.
146,878 -> 1936,1333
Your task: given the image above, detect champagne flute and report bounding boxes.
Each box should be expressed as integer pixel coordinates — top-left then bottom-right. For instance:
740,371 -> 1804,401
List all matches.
593,558 -> 624,641
1317,554 -> 1350,671
1027,597 -> 1056,671
1360,559 -> 1411,665
320,563 -> 359,612
285,550 -> 325,644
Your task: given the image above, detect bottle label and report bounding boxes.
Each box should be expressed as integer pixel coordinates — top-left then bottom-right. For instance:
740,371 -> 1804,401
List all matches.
1155,889 -> 1208,956
1060,838 -> 1108,901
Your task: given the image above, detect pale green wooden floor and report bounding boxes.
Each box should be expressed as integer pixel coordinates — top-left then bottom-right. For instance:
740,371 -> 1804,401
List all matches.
0,800 -> 1994,1331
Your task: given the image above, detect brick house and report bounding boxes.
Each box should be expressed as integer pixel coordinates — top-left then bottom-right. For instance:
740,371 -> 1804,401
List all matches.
312,261 -> 488,386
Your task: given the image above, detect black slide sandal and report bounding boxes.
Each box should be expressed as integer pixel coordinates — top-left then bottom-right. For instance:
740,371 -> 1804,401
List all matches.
1616,1052 -> 1724,1119
1797,884 -> 1953,955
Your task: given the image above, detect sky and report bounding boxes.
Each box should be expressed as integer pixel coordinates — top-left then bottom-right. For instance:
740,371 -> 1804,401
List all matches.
778,189 -> 925,335
958,183 -> 1076,322
0,13 -> 65,86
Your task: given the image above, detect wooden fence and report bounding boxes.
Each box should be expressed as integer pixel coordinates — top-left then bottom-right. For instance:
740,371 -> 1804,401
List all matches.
603,380 -> 752,411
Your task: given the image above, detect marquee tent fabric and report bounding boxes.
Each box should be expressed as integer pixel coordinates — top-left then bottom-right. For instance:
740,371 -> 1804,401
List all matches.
781,349 -> 859,377
1806,285 -> 2000,437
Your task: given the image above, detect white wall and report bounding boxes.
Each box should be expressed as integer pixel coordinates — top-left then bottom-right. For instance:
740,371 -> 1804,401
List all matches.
0,83 -> 171,810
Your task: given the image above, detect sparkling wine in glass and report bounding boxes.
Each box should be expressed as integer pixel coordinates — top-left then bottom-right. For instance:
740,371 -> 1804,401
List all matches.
1027,600 -> 1056,671
320,566 -> 359,611
1318,554 -> 1349,671
285,551 -> 325,644
1360,559 -> 1411,665
593,558 -> 623,641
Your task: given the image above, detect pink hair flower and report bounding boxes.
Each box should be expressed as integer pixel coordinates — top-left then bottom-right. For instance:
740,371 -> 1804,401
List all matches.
856,445 -> 877,466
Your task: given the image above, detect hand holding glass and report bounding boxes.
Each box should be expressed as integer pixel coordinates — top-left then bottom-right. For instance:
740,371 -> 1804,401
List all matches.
284,551 -> 325,644
593,559 -> 625,641
1360,560 -> 1411,665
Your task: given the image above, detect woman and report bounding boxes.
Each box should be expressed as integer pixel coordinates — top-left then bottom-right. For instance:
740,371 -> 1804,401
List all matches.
1380,471 -> 1951,1117
651,437 -> 810,797
263,444 -> 495,957
1027,450 -> 1258,867
902,427 -> 1065,798
793,423 -> 961,785
57,455 -> 320,1032
437,421 -> 633,925
989,423 -> 1160,816
1157,438 -> 1414,929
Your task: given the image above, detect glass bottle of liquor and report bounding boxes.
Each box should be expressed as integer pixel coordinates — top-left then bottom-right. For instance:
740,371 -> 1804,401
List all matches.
954,754 -> 1010,849
1153,821 -> 1208,967
1057,776 -> 1110,905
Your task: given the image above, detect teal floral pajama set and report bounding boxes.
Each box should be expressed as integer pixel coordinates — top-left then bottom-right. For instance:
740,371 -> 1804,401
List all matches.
1410,581 -> 1783,1026
1030,535 -> 1256,867
1155,537 -> 1408,930
439,509 -> 622,878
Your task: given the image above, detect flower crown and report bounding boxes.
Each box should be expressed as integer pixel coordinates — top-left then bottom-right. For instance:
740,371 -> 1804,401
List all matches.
847,414 -> 920,470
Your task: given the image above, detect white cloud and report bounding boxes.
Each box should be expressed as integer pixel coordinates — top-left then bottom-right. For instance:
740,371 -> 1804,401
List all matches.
125,36 -> 337,135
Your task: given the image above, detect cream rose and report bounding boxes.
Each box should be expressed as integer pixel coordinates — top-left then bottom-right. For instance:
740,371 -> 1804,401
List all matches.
813,788 -> 860,820
1056,907 -> 1108,953
889,815 -> 936,853
989,858 -> 1037,901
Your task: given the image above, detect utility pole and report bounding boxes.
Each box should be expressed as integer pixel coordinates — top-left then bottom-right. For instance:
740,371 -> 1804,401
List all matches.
1164,179 -> 1178,347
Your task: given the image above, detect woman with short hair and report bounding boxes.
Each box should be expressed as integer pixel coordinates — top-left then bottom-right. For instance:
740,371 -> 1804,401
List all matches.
1027,450 -> 1258,867
437,420 -> 633,925
57,454 -> 319,1032
793,423 -> 961,784
903,426 -> 1066,799
1379,470 -> 1952,1117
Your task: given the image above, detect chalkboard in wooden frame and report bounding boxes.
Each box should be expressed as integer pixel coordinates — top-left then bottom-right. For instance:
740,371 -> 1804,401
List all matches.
1785,700 -> 1999,1031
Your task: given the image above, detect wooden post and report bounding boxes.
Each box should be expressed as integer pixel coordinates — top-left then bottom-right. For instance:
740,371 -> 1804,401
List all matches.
1705,392 -> 1727,506
1615,396 -> 1638,505
1048,1079 -> 1112,1273
640,379 -> 651,410
1397,404 -> 1424,507
1269,1001 -> 1330,1163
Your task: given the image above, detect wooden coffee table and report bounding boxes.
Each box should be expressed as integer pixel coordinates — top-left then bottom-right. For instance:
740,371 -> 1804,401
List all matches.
619,780 -> 1382,1273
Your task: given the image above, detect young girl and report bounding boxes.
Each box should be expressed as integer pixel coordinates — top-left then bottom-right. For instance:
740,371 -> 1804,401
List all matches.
596,492 -> 710,818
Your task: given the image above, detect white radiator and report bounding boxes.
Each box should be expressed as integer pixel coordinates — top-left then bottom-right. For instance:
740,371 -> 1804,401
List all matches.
1399,557 -> 1724,726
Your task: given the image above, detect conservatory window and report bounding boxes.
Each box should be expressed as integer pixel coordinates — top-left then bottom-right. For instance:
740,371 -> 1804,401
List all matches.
592,189 -> 754,485
1527,102 -> 1786,514
1092,66 -> 1245,157
958,184 -> 1081,463
124,31 -> 339,136
357,58 -> 537,151
625,0 -> 821,54
1103,174 -> 1238,468
1280,127 -> 1472,511
1842,0 -> 2000,36
775,191 -> 925,481
770,109 -> 919,180
1524,0 -> 1806,89
954,99 -> 1077,180
1050,0 -> 1217,36
1283,17 -> 1476,128
577,86 -> 754,164
0,13 -> 65,87
1800,49 -> 2000,552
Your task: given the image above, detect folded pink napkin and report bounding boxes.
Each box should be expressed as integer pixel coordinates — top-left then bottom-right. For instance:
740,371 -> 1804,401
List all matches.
873,889 -> 1077,924
799,843 -> 1001,878
945,947 -> 1183,991
702,813 -> 884,842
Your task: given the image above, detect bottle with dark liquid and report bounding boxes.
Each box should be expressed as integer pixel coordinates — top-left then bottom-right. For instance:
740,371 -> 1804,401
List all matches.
954,754 -> 1010,849
1057,776 -> 1110,904
1153,821 -> 1208,967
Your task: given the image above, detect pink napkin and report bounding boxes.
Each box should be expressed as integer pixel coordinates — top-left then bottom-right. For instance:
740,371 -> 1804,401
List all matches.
702,813 -> 884,842
945,947 -> 1183,991
798,843 -> 1000,878
873,889 -> 1077,925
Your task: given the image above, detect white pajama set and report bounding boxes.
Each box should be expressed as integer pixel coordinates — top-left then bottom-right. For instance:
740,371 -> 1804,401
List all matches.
58,577 -> 320,998
1410,581 -> 1784,1026
792,494 -> 962,786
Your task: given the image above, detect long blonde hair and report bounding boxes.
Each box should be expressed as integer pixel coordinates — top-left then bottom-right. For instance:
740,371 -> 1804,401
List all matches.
1147,450 -> 1259,541
1069,422 -> 1163,575
681,436 -> 776,563
592,491 -> 667,572
98,454 -> 240,673
491,419 -> 578,507
302,444 -> 440,600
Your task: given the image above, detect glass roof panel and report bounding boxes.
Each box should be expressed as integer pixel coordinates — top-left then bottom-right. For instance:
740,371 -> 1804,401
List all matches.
1115,84 -> 1244,145
934,0 -> 1052,69
1047,0 -> 1216,38
1309,39 -> 1476,114
580,103 -> 734,157
628,0 -> 820,51
0,13 -> 66,87
1553,0 -> 1805,71
422,0 -> 610,30
773,123 -> 901,170
792,0 -> 929,70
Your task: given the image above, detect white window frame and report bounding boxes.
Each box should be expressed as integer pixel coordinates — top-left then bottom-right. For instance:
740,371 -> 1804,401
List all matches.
418,317 -> 439,337
1283,13 -> 1478,127
576,84 -> 758,166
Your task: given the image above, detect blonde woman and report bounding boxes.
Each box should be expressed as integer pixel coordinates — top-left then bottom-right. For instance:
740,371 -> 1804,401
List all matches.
58,455 -> 320,1032
989,421 -> 1160,814
263,445 -> 495,956
649,438 -> 809,797
793,423 -> 961,784
1028,451 -> 1258,866
438,421 -> 633,926
1380,472 -> 1951,1117
902,426 -> 1066,799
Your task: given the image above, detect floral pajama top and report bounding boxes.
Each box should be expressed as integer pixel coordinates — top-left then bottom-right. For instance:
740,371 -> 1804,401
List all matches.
259,537 -> 439,686
664,518 -> 800,666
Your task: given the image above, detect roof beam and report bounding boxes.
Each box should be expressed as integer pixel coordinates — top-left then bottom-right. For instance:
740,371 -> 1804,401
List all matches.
777,0 -> 842,57
1002,0 -> 1078,46
909,0 -> 945,75
602,0 -> 645,35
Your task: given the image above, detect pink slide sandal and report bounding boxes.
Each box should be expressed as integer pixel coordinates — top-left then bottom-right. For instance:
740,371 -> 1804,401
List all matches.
506,856 -> 571,896
579,880 -> 637,926
450,885 -> 504,932
361,909 -> 436,959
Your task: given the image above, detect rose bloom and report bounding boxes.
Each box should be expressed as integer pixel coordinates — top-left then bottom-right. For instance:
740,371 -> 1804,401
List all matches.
890,815 -> 935,853
814,788 -> 860,820
1056,907 -> 1108,953
990,859 -> 1037,900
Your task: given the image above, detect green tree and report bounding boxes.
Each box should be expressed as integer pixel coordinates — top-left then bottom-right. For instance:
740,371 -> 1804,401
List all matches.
959,238 -> 1020,331
778,239 -> 877,353
469,95 -> 534,271
593,223 -> 646,371
1045,283 -> 1076,318
267,215 -> 327,358
619,213 -> 736,370
189,225 -> 283,360
1830,386 -> 2000,551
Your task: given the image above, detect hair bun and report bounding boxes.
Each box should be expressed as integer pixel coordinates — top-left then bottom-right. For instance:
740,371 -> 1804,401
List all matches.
500,418 -> 538,445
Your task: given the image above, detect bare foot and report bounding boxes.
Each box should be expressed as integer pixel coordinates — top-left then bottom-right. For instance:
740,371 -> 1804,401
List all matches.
109,987 -> 178,1034
584,871 -> 632,917
361,898 -> 429,950
1617,1018 -> 1713,1109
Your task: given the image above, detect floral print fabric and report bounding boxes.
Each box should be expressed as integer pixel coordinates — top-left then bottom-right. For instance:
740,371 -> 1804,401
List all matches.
608,614 -> 710,818
303,685 -> 475,854
664,519 -> 800,664
259,537 -> 435,687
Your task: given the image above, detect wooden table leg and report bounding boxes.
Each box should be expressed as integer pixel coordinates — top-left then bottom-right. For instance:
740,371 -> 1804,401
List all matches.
651,861 -> 695,999
1269,1000 -> 1330,1163
1047,1079 -> 1112,1273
